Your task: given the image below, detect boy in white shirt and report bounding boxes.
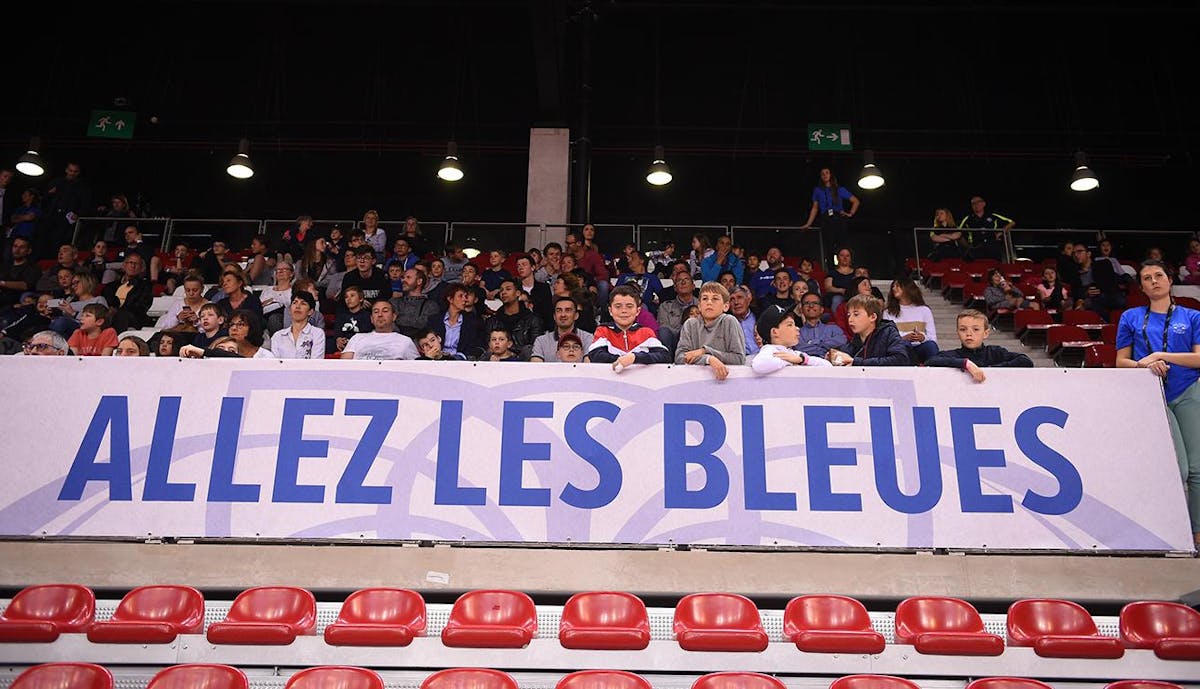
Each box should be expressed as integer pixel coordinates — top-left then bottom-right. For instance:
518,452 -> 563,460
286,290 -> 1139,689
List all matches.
752,305 -> 832,374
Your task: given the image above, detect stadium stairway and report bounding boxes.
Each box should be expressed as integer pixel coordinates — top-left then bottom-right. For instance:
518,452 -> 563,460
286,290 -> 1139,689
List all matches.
920,284 -> 1055,367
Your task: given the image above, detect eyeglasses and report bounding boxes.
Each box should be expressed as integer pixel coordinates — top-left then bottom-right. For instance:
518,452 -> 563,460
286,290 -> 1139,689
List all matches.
23,342 -> 60,353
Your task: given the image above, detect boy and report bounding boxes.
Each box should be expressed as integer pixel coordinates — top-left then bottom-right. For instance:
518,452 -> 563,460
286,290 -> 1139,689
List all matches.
751,305 -> 832,374
586,284 -> 671,371
192,302 -> 228,350
67,303 -> 118,356
926,308 -> 1033,381
415,328 -> 466,361
674,282 -> 746,380
482,326 -> 521,362
556,332 -> 585,363
270,292 -> 325,359
482,249 -> 513,298
827,294 -> 911,366
332,285 -> 372,354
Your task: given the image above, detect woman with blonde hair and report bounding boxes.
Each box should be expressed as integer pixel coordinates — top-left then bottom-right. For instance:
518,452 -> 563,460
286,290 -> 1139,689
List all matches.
928,208 -> 964,260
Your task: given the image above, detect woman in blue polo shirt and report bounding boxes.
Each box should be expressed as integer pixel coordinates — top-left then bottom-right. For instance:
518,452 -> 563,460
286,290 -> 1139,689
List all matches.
799,167 -> 860,264
1117,259 -> 1200,548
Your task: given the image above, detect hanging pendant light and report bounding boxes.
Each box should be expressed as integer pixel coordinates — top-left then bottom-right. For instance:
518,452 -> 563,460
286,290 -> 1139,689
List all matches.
646,145 -> 672,186
226,138 -> 254,179
1069,151 -> 1099,192
438,141 -> 464,182
15,137 -> 46,177
857,149 -> 885,190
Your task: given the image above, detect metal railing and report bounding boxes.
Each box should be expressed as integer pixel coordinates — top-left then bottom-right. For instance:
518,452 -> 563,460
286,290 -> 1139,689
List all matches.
730,225 -> 826,265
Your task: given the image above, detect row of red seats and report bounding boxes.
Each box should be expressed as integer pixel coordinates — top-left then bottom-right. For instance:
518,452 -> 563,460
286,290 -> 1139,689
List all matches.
3,586 -> 1198,661
5,663 -> 1185,689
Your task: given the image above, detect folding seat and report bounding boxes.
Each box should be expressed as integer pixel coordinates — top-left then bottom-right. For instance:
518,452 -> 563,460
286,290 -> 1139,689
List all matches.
924,261 -> 949,288
1063,310 -> 1104,326
963,281 -> 987,308
286,667 -> 384,689
1099,323 -> 1117,345
1126,291 -> 1150,308
673,593 -> 769,652
0,584 -> 95,642
1120,600 -> 1200,660
1015,310 -> 1054,342
1175,297 -> 1200,310
421,669 -> 519,689
86,585 -> 204,643
1045,325 -> 1092,363
440,590 -> 537,648
999,263 -> 1028,280
829,675 -> 921,689
1084,344 -> 1116,368
557,671 -> 653,689
147,665 -> 249,689
782,594 -> 885,654
205,586 -> 317,644
966,679 -> 1052,689
10,664 -> 112,689
690,673 -> 786,689
963,261 -> 996,279
1006,599 -> 1124,658
1104,683 -> 1183,689
559,591 -> 651,650
323,588 -> 426,646
893,596 -> 1004,656
942,268 -> 968,302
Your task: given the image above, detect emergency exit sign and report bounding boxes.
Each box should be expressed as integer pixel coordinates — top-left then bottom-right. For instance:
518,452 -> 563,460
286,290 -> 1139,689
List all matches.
807,124 -> 851,151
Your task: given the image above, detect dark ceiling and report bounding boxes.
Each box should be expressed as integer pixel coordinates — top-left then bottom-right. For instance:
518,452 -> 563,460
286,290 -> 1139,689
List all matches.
3,1 -> 1197,258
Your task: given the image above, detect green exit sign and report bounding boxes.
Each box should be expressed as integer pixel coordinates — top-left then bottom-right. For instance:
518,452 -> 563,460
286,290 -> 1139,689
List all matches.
87,109 -> 136,140
807,123 -> 852,151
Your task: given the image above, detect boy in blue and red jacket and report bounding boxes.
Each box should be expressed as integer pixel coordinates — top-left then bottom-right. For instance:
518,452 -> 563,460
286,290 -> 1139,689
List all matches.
586,284 -> 671,371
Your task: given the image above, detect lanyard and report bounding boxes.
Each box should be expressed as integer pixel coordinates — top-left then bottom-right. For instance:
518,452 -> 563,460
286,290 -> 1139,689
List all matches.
1142,302 -> 1175,354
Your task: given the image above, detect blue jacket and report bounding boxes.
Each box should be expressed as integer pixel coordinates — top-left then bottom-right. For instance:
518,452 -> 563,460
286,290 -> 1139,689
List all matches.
700,252 -> 745,284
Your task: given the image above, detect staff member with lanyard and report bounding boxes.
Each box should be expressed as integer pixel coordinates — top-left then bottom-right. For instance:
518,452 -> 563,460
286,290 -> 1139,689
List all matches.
799,167 -> 860,266
1117,259 -> 1200,549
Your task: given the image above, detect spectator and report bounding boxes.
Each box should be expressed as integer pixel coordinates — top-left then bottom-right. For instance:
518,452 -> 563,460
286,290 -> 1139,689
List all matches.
441,242 -> 470,282
154,331 -> 181,357
1056,241 -> 1079,289
728,284 -> 759,356
823,248 -> 857,311
292,277 -> 323,328
556,332 -> 586,363
331,285 -> 372,354
530,295 -> 595,362
560,253 -> 596,303
700,235 -> 744,284
795,257 -> 822,296
361,210 -> 387,261
760,268 -> 797,314
1116,259 -> 1200,547
718,270 -> 738,295
8,189 -> 41,247
226,310 -> 272,358
392,267 -> 439,338
342,300 -> 418,360
982,268 -> 1036,315
245,235 -> 275,286
179,336 -> 242,358
674,282 -> 746,380
427,283 -> 485,359
97,193 -> 137,244
270,292 -> 324,359
1184,239 -> 1200,286
527,247 -> 544,274
480,326 -> 522,362
927,208 -> 964,261
102,253 -> 154,332
459,263 -> 489,314
157,273 -> 207,331
299,236 -> 336,290
85,239 -> 110,284
215,266 -> 264,317
23,330 -> 69,356
657,271 -> 697,353
423,258 -> 449,306
751,247 -> 799,298
158,242 -> 193,294
927,309 -> 1033,380
115,335 -> 150,357
0,237 -> 40,307
1096,238 -> 1128,282
118,224 -> 155,267
794,292 -> 847,359
485,278 -> 544,359
324,249 -> 360,306
415,327 -> 466,361
198,239 -> 234,284
853,266 -> 885,299
552,272 -> 595,332
828,294 -> 911,367
387,237 -> 419,272
615,250 -> 665,314
50,271 -> 108,337
687,233 -> 713,280
341,245 -> 392,304
585,284 -> 670,369
36,245 -> 80,292
259,261 -> 295,333
566,230 -> 610,303
646,241 -> 677,277
346,228 -> 367,251
959,195 -> 1014,261
535,242 -> 563,284
481,249 -> 513,298
884,277 -> 940,364
386,262 -> 405,295
275,215 -> 312,265
400,216 -> 427,257
326,225 -> 346,258
192,302 -> 229,349
1036,266 -> 1072,312
789,279 -> 811,311
1072,244 -> 1125,319
514,254 -> 554,326
67,304 -> 118,356
40,161 -> 91,257
0,293 -> 50,343
751,305 -> 832,374
833,276 -> 877,340
800,167 -> 860,255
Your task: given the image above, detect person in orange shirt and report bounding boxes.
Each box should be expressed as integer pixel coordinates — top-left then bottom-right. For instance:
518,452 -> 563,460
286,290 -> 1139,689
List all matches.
67,303 -> 118,356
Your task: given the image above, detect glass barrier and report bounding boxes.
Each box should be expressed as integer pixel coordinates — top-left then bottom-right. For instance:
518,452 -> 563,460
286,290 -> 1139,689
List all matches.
71,217 -> 170,252
730,226 -> 826,265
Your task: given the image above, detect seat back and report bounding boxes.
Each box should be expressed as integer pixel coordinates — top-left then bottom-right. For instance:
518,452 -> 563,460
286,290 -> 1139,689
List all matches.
1175,297 -> 1200,310
674,593 -> 763,633
1104,683 -> 1183,689
0,584 -> 95,631
1046,325 -> 1091,351
148,665 -> 249,689
1120,601 -> 1200,647
110,586 -> 205,632
1126,291 -> 1150,308
225,586 -> 317,629
447,590 -> 537,630
12,664 -> 113,689
1014,310 -> 1053,334
335,588 -> 426,631
895,597 -> 986,642
1084,344 -> 1116,368
556,671 -> 652,689
783,595 -> 874,636
830,675 -> 921,689
286,667 -> 384,689
1099,323 -> 1117,345
561,591 -> 649,631
966,679 -> 1053,689
690,673 -> 787,689
1063,310 -> 1104,326
421,669 -> 519,689
1008,599 -> 1100,643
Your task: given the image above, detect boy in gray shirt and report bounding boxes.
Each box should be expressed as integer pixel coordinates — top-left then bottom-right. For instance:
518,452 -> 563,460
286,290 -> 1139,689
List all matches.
674,281 -> 747,380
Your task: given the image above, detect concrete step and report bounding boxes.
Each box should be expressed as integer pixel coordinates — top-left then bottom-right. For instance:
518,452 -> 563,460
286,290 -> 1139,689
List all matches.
919,285 -> 1057,367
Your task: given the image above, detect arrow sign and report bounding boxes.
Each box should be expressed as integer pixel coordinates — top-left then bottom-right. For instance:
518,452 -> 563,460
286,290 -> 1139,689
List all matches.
807,123 -> 851,151
87,109 -> 136,140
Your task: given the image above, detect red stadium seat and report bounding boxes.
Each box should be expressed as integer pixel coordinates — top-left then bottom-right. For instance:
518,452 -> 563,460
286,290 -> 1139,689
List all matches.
690,673 -> 786,689
559,591 -> 651,650
323,588 -> 427,646
1014,310 -> 1054,339
557,671 -> 653,689
1120,601 -> 1200,660
829,675 -> 921,689
87,585 -> 204,643
0,584 -> 95,642
286,667 -> 384,689
1099,323 -> 1117,345
894,596 -> 1004,656
11,664 -> 112,689
1104,683 -> 1183,689
782,594 -> 885,654
963,281 -> 987,307
1126,291 -> 1150,308
966,680 -> 1053,689
1175,297 -> 1200,310
441,590 -> 537,648
205,586 -> 317,645
421,669 -> 519,689
673,593 -> 769,652
1046,325 -> 1092,356
1063,310 -> 1104,326
1084,344 -> 1116,368
1007,599 -> 1124,658
148,665 -> 248,689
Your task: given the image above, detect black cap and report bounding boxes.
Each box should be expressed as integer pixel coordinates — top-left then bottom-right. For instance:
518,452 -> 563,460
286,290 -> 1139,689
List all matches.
756,304 -> 792,343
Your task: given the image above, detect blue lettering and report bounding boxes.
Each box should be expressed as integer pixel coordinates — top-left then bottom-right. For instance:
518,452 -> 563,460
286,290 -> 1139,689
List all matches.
952,407 -> 1013,513
434,401 -> 485,506
207,397 -> 260,502
143,397 -> 196,502
499,401 -> 554,506
1016,406 -> 1082,515
273,398 -> 334,503
663,404 -> 730,509
871,406 -> 942,514
742,405 -> 796,511
805,406 -> 861,511
560,401 -> 623,509
336,399 -> 396,504
59,395 -> 132,501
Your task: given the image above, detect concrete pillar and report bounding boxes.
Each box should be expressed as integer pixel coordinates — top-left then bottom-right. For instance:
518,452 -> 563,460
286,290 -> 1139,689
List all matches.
525,127 -> 571,251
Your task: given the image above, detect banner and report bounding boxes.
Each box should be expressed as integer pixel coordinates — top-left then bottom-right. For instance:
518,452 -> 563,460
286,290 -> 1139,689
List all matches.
0,358 -> 1191,552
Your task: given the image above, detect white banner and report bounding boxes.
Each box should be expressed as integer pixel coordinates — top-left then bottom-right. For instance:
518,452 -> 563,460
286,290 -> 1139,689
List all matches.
0,358 -> 1191,552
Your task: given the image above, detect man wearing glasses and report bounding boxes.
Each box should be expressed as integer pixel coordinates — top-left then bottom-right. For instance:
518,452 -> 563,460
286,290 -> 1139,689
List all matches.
796,293 -> 847,359
959,196 -> 1015,262
23,330 -> 68,356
